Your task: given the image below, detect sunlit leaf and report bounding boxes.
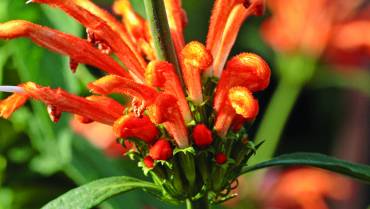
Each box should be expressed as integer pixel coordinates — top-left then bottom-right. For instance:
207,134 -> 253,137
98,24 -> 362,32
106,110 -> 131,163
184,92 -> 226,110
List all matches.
41,176 -> 161,209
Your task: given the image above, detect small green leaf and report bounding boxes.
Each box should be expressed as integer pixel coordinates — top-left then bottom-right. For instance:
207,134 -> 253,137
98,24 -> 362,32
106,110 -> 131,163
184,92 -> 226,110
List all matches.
243,152 -> 370,183
41,176 -> 161,209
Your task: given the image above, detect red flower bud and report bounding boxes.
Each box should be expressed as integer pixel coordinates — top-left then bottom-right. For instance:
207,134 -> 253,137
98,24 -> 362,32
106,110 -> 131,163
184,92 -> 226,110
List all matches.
215,152 -> 227,165
143,156 -> 154,169
192,124 -> 213,148
149,139 -> 173,161
113,114 -> 158,144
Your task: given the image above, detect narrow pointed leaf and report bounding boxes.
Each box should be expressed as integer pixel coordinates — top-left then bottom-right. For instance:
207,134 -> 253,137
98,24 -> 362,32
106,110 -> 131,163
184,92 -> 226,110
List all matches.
242,152 -> 370,183
41,176 -> 161,209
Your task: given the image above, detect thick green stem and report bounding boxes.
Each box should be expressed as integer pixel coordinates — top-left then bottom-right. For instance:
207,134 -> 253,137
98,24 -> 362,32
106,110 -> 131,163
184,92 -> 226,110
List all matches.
186,196 -> 209,209
143,0 -> 185,88
249,78 -> 302,165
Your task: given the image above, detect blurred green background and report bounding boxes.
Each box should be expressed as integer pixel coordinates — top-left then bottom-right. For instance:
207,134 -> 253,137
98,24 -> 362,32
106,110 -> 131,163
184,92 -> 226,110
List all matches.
0,0 -> 368,209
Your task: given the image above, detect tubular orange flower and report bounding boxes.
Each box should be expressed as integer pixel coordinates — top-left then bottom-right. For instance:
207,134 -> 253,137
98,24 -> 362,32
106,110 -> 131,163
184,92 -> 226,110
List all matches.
113,0 -> 156,61
30,0 -> 147,82
214,53 -> 270,112
181,41 -> 213,104
0,20 -> 131,78
214,86 -> 258,137
205,0 -> 264,77
145,60 -> 192,122
148,93 -> 188,148
0,0 -> 271,204
113,114 -> 159,144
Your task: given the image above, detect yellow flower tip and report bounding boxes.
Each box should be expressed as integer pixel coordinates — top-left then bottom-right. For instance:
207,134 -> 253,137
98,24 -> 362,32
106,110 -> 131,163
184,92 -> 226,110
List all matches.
0,93 -> 29,119
0,20 -> 30,39
228,86 -> 258,119
112,0 -> 130,15
181,41 -> 213,69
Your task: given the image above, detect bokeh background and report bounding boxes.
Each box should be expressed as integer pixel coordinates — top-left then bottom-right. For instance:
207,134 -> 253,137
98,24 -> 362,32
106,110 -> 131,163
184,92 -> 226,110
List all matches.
0,0 -> 369,209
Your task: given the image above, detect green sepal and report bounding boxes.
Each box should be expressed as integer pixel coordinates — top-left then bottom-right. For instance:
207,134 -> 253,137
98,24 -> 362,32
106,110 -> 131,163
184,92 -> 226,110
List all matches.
138,161 -> 152,176
173,146 -> 196,156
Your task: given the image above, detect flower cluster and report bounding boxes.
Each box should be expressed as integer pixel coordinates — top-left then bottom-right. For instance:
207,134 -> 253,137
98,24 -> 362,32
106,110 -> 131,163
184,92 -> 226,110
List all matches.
0,0 -> 270,203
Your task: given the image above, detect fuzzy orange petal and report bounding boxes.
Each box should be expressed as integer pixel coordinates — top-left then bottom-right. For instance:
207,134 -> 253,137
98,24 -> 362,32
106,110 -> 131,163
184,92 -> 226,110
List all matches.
0,93 -> 29,119
213,53 -> 270,112
181,41 -> 213,104
211,2 -> 263,77
113,0 -> 156,61
113,114 -> 158,144
88,75 -> 159,107
0,20 -> 131,78
164,0 -> 187,55
214,86 -> 258,137
32,0 -> 146,82
148,93 -> 188,148
21,82 -> 124,125
145,61 -> 192,122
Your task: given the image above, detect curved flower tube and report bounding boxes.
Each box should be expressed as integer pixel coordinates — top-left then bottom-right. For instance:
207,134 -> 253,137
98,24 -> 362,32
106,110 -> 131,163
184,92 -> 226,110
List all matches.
0,20 -> 131,78
145,60 -> 192,123
213,53 -> 270,112
180,41 -> 213,104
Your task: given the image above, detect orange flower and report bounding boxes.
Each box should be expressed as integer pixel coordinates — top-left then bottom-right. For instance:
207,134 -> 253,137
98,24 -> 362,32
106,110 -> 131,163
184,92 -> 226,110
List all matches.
264,167 -> 351,209
0,0 -> 269,169
262,0 -> 370,60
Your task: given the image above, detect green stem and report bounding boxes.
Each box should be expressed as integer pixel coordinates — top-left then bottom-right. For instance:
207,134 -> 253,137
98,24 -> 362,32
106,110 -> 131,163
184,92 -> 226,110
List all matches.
186,196 -> 209,209
143,0 -> 185,88
249,78 -> 302,164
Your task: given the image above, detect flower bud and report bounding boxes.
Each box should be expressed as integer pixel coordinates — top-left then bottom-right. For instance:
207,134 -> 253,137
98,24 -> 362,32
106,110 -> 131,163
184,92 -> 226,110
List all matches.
215,152 -> 227,165
149,139 -> 173,161
143,156 -> 154,169
113,114 -> 158,144
192,124 -> 213,148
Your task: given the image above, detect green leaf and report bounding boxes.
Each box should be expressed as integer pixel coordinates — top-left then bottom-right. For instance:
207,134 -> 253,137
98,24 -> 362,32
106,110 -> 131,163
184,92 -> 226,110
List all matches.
243,152 -> 370,183
41,176 -> 161,209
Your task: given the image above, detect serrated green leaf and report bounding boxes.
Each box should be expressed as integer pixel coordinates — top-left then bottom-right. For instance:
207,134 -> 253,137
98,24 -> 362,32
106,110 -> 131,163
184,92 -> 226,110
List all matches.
242,152 -> 370,183
41,176 -> 161,209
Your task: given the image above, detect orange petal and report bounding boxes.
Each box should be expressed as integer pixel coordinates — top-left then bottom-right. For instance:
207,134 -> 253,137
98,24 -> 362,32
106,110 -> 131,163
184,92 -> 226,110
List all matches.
0,93 -> 29,119
213,53 -> 270,112
228,86 -> 258,119
145,61 -> 192,122
148,93 -> 188,148
32,0 -> 146,82
113,0 -> 146,42
214,99 -> 236,137
181,41 -> 213,104
113,114 -> 158,144
214,86 -> 258,137
164,0 -> 187,55
0,20 -> 131,78
205,1 -> 263,77
206,0 -> 243,55
88,75 -> 159,107
113,0 -> 156,61
21,82 -> 124,125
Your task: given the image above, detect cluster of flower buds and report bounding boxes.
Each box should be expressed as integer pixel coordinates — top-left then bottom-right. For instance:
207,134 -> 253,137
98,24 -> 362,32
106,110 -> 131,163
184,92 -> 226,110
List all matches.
0,0 -> 269,203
